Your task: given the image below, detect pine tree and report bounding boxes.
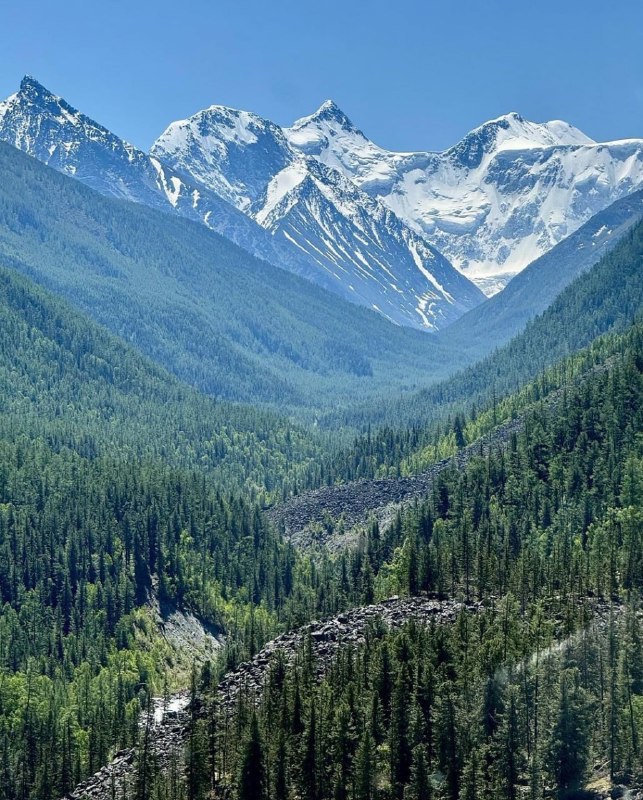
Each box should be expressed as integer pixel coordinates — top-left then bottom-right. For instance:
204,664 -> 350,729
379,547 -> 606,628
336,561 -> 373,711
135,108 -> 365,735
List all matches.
354,729 -> 375,800
301,702 -> 319,800
547,671 -> 590,796
389,668 -> 412,798
406,745 -> 431,800
493,687 -> 522,800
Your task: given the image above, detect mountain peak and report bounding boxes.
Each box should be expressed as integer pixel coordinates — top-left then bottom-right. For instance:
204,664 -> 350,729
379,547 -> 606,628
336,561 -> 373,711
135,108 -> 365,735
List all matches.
291,99 -> 360,134
317,99 -> 344,117
19,75 -> 53,98
491,111 -> 525,125
447,111 -> 595,167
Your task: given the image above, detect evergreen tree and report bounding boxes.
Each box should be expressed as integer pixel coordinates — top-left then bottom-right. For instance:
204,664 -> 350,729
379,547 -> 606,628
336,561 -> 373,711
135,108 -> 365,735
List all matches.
236,713 -> 266,800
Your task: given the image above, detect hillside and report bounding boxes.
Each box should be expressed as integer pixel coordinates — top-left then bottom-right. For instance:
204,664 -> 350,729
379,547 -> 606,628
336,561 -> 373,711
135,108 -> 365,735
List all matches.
330,214 -> 643,431
80,317 -> 643,800
0,141 -> 463,412
441,189 -> 643,355
0,263 -> 323,499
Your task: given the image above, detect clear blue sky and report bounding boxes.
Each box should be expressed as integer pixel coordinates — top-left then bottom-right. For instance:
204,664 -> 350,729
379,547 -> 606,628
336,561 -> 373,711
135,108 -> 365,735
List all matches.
1,0 -> 641,152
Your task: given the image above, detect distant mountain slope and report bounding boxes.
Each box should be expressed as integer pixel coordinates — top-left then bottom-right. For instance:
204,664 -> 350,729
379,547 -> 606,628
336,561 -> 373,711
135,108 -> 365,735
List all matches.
328,214 -> 643,429
152,103 -> 484,329
0,141 -> 463,412
0,264 -> 322,497
441,189 -> 643,354
287,104 -> 643,292
0,77 -> 483,330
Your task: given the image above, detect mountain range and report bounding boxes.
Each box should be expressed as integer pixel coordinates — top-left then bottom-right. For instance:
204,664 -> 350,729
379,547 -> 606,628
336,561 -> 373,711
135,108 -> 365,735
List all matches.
0,77 -> 483,330
0,139 -> 467,412
285,103 -> 643,293
0,68 -> 643,800
1,75 -> 642,328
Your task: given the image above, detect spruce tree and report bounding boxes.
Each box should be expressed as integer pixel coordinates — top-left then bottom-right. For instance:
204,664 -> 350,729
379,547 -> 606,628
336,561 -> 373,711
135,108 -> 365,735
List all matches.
237,713 -> 266,800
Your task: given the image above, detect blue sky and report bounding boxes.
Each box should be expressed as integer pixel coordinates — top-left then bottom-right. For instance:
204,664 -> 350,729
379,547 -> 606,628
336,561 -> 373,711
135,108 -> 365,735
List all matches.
1,0 -> 641,152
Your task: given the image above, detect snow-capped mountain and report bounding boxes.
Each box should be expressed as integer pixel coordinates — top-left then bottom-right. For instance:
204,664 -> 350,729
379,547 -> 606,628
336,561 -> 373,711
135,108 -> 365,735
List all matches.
0,78 -> 483,331
286,104 -> 643,293
152,104 -> 484,329
442,188 -> 643,351
0,76 -> 352,297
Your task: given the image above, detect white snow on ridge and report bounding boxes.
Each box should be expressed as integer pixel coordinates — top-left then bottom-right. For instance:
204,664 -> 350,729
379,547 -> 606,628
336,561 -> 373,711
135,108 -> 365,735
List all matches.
255,162 -> 308,224
5,74 -> 638,326
152,99 -> 484,329
285,104 -> 643,291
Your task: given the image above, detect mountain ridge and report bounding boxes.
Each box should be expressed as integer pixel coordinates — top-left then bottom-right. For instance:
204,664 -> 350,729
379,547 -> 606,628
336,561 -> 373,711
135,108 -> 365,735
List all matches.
441,188 -> 643,353
286,100 -> 643,292
0,139 -> 467,412
0,76 -> 484,330
152,98 -> 484,329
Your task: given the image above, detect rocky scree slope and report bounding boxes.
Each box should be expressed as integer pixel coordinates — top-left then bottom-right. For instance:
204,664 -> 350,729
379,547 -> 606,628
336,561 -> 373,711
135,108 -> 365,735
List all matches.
265,414 -> 525,550
62,596 -> 630,800
62,597 -> 479,800
267,358 -> 616,549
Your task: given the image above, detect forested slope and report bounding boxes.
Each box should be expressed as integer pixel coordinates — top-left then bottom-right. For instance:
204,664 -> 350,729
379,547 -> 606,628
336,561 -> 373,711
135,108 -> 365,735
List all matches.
148,323 -> 643,800
0,130 -> 641,800
0,264 -> 325,499
0,268 -> 640,800
0,142 -> 462,413
327,215 -> 643,433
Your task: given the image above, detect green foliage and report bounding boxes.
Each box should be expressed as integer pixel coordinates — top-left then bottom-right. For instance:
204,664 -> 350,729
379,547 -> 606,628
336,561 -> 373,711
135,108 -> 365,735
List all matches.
154,326 -> 643,800
0,263 -> 323,501
363,330 -> 643,605
236,713 -> 266,800
0,145 -> 642,800
200,605 -> 642,800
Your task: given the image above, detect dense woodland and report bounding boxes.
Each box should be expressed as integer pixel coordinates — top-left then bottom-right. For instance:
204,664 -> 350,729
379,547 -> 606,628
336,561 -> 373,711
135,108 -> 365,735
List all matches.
147,321 -> 643,800
195,605 -> 641,800
1,306 -> 641,798
0,265 -> 327,502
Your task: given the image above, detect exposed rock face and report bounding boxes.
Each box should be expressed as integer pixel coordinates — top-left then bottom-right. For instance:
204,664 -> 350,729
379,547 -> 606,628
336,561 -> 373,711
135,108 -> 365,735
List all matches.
149,593 -> 225,663
217,596 -> 479,709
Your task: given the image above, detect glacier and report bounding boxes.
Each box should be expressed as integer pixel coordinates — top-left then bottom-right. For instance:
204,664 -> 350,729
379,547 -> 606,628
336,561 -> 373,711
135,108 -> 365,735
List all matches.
285,103 -> 643,293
